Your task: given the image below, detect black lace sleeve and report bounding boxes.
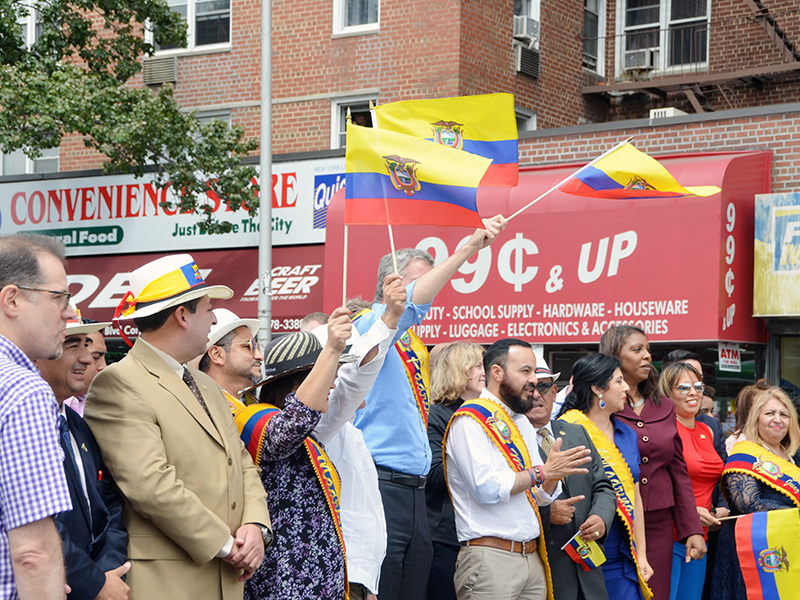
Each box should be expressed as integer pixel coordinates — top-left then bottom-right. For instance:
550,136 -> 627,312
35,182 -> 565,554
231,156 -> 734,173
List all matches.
724,472 -> 795,513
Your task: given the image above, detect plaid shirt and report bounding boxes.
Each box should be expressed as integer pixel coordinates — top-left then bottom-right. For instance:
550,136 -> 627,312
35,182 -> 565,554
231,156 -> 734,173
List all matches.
0,334 -> 72,600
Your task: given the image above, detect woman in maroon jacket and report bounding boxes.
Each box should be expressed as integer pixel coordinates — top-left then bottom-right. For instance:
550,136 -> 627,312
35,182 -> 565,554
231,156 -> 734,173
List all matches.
599,325 -> 706,599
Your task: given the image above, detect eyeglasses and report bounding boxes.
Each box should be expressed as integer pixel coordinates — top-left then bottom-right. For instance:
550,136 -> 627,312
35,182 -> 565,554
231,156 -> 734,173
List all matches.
674,382 -> 704,395
535,382 -> 555,395
16,285 -> 72,310
222,337 -> 259,354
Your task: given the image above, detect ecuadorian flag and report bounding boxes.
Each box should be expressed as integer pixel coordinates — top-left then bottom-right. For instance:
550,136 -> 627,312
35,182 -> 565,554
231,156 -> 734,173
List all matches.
735,508 -> 800,600
345,122 -> 490,228
562,531 -> 606,572
558,142 -> 720,199
372,93 -> 518,187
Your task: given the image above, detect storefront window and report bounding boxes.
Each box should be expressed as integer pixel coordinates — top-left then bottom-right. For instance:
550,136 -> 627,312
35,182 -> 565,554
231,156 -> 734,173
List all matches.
780,336 -> 800,396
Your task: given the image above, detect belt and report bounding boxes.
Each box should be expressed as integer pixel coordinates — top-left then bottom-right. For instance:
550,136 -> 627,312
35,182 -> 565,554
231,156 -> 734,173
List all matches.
375,466 -> 427,489
464,536 -> 537,555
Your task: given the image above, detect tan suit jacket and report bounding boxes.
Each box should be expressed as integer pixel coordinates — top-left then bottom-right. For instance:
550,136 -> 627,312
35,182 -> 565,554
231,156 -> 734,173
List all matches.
84,339 -> 270,600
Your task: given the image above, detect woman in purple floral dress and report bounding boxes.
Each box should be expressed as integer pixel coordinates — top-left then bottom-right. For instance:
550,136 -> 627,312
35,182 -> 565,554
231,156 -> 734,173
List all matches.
232,308 -> 355,600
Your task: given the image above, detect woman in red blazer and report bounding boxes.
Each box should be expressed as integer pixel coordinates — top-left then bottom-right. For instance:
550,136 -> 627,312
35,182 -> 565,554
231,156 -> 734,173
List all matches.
600,325 -> 706,599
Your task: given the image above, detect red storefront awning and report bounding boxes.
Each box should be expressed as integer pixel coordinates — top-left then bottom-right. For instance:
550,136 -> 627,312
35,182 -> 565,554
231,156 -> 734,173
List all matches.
68,245 -> 325,338
323,150 -> 771,345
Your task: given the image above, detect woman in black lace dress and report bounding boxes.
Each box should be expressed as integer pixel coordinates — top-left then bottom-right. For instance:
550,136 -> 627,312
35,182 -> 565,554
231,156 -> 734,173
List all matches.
711,387 -> 800,600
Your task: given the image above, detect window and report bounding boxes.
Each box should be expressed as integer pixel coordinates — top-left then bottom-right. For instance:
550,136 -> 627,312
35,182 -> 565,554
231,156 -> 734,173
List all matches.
155,0 -> 230,52
514,0 -> 540,20
331,98 -> 375,149
583,0 -> 602,71
621,0 -> 709,71
515,108 -> 537,132
333,0 -> 379,35
1,148 -> 59,176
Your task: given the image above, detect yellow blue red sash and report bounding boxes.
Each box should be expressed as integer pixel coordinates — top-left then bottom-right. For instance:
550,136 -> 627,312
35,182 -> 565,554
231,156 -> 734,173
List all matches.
231,399 -> 348,597
559,410 -> 653,600
353,309 -> 431,426
443,397 -> 553,600
725,441 -> 800,507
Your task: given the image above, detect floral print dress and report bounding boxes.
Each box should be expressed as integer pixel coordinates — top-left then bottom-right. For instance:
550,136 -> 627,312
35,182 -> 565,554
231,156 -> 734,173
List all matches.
244,394 -> 345,600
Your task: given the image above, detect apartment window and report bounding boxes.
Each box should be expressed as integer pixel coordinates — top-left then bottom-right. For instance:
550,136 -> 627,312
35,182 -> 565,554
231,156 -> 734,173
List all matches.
156,0 -> 230,52
515,109 -> 537,132
622,0 -> 709,70
515,0 -> 540,19
1,148 -> 59,176
331,99 -> 375,149
333,0 -> 379,35
583,0 -> 601,71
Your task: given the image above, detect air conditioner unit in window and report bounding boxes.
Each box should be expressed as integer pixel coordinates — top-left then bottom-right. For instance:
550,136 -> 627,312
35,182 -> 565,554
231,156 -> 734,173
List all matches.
624,49 -> 655,71
513,15 -> 540,44
143,56 -> 178,85
515,44 -> 540,78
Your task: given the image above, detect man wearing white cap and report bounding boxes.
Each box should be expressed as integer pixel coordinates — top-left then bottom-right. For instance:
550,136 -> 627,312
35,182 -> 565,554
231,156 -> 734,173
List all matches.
84,254 -> 271,600
198,308 -> 263,404
525,354 -> 615,600
36,303 -> 129,600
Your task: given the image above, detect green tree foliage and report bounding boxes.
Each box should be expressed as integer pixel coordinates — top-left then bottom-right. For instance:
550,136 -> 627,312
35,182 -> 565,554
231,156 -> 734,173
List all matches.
0,0 -> 259,233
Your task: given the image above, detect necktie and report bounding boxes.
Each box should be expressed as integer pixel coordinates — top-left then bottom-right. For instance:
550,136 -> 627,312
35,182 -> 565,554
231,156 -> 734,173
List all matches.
538,427 -> 555,456
59,414 -> 92,525
183,367 -> 211,417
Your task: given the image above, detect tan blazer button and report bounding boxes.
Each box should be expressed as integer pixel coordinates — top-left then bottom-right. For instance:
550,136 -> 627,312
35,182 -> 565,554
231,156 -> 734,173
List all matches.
231,502 -> 237,510
228,458 -> 233,466
641,477 -> 648,485
642,436 -> 649,442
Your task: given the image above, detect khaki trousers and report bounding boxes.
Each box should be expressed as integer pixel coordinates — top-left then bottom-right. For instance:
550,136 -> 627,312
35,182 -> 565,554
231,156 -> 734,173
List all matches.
453,544 -> 547,600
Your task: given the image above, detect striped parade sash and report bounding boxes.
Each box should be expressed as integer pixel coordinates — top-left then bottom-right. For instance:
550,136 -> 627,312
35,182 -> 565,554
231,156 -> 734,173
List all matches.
559,410 -> 653,600
725,441 -> 800,507
444,397 -> 554,600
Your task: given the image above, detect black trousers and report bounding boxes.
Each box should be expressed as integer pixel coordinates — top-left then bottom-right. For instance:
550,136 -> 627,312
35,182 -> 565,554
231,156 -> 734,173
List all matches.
377,479 -> 433,600
426,541 -> 459,600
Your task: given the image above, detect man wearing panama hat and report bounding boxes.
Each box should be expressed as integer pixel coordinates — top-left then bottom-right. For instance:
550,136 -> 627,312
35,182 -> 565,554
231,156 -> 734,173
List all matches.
84,254 -> 271,600
197,308 -> 263,405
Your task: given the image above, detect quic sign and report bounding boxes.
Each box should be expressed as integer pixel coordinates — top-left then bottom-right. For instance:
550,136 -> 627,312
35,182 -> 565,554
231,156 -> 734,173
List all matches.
324,150 -> 770,345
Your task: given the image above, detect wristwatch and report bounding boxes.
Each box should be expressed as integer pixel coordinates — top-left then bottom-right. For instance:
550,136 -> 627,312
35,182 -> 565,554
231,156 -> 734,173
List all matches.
259,525 -> 273,549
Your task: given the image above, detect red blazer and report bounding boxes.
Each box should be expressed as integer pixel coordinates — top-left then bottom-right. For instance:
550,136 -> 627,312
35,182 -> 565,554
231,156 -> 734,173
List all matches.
616,397 -> 703,542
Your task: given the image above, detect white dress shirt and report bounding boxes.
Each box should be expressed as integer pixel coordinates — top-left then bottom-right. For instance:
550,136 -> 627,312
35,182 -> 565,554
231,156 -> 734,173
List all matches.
315,316 -> 396,594
445,389 -> 560,543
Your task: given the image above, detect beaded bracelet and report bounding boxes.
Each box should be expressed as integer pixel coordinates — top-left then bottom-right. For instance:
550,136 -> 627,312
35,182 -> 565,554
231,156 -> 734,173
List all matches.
528,468 -> 538,487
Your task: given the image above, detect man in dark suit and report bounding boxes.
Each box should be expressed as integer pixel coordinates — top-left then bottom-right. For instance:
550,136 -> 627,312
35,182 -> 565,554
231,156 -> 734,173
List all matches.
37,310 -> 130,600
527,356 -> 616,600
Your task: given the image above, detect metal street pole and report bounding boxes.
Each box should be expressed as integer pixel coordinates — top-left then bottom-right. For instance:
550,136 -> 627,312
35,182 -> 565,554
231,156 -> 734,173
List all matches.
257,0 -> 273,349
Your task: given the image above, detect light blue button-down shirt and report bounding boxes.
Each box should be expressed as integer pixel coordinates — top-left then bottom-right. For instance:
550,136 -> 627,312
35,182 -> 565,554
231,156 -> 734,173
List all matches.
352,281 -> 432,476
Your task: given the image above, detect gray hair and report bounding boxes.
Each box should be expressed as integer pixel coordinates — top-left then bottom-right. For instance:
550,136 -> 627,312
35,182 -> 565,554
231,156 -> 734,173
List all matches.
373,248 -> 434,302
0,234 -> 66,291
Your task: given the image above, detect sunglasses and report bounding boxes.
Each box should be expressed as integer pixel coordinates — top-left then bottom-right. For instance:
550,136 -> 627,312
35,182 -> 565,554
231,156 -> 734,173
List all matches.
674,382 -> 704,395
16,285 -> 72,310
535,382 -> 555,395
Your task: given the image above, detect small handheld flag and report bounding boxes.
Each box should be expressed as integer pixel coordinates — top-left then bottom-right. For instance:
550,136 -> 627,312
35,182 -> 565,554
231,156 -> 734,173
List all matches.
558,142 -> 720,199
372,93 -> 518,187
344,122 -> 491,228
562,531 -> 607,572
735,508 -> 800,600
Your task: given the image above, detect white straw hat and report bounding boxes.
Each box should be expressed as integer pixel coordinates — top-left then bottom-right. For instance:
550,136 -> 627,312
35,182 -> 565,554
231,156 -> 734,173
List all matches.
114,254 -> 232,321
534,353 -> 561,381
206,308 -> 261,351
66,300 -> 111,335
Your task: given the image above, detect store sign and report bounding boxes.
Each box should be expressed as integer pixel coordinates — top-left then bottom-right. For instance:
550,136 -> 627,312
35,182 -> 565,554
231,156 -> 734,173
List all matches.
754,192 -> 800,316
0,158 -> 345,255
718,341 -> 741,372
324,150 -> 770,344
66,246 -> 325,337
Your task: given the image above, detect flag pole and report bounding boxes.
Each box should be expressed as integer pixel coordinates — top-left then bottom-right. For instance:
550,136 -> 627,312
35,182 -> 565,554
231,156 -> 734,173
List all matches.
506,136 -> 634,222
342,224 -> 349,307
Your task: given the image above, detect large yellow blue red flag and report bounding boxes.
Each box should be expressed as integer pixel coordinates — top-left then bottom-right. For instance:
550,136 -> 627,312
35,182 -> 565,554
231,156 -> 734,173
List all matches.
345,122 -> 491,228
735,508 -> 800,600
562,531 -> 607,572
558,142 -> 720,199
372,93 -> 518,187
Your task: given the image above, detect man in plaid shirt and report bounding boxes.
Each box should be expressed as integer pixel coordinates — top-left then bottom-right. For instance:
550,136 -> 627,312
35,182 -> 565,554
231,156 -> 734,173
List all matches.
0,234 -> 74,600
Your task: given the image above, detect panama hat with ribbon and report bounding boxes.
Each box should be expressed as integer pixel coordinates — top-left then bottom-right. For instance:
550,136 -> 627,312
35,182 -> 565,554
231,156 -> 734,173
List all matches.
66,300 -> 111,335
533,353 -> 561,381
206,308 -> 261,352
114,254 -> 232,322
245,330 -> 360,391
